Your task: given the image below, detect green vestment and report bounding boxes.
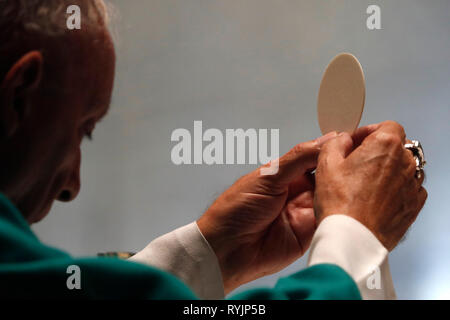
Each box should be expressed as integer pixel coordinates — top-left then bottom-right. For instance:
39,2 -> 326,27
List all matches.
0,193 -> 361,300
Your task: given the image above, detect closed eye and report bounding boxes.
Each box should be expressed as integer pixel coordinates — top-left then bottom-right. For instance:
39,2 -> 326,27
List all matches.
82,119 -> 96,141
84,132 -> 93,141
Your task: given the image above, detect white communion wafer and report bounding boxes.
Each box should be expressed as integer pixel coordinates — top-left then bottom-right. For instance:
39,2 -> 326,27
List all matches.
317,53 -> 366,135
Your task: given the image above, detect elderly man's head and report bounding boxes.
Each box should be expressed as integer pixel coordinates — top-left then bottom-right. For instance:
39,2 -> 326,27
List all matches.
0,0 -> 116,223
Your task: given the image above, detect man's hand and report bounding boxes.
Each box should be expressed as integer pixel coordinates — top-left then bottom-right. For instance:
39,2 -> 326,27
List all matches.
197,132 -> 337,294
314,121 -> 427,251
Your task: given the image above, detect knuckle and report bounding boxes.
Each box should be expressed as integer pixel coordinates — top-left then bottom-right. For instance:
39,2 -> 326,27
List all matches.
293,140 -> 317,155
410,209 -> 420,223
339,131 -> 352,140
339,132 -> 353,146
421,187 -> 428,202
382,120 -> 395,126
383,120 -> 405,132
382,120 -> 406,139
374,132 -> 403,148
319,141 -> 331,154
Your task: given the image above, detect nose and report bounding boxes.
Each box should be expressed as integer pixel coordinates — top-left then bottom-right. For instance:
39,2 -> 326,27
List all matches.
58,149 -> 81,202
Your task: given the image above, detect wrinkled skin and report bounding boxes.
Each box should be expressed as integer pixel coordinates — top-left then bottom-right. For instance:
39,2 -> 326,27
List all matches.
314,121 -> 427,251
0,29 -> 116,224
0,10 -> 426,296
198,122 -> 427,294
198,132 -> 337,293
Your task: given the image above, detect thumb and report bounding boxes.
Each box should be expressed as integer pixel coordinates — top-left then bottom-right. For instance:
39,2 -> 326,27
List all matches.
261,131 -> 338,185
319,132 -> 354,165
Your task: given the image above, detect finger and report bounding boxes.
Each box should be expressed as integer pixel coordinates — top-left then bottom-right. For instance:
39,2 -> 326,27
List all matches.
373,120 -> 406,144
287,208 -> 316,254
417,170 -> 426,186
287,171 -> 315,201
262,131 -> 337,184
356,121 -> 406,152
403,147 -> 418,177
407,186 -> 428,228
351,123 -> 382,147
288,189 -> 314,208
318,132 -> 354,166
285,192 -> 316,253
352,121 -> 406,158
410,170 -> 425,189
418,186 -> 428,211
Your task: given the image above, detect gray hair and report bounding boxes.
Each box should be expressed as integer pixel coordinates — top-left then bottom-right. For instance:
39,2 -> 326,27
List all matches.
0,0 -> 110,36
0,0 -> 113,80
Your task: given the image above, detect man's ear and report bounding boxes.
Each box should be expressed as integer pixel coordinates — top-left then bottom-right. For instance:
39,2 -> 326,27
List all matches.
0,51 -> 43,138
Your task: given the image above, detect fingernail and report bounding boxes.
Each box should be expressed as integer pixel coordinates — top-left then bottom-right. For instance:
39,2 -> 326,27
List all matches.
316,131 -> 338,146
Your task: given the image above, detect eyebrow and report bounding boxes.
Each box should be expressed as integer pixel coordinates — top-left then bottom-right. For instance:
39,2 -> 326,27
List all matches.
91,96 -> 113,121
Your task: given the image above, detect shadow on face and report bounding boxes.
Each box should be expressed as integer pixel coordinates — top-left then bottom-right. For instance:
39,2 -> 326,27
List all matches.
0,17 -> 116,224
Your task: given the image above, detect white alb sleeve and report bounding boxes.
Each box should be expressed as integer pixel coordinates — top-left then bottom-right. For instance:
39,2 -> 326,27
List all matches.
128,222 -> 224,300
307,214 -> 397,300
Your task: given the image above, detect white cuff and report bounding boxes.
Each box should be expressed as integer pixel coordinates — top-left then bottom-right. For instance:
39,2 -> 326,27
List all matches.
129,222 -> 225,299
307,215 -> 397,300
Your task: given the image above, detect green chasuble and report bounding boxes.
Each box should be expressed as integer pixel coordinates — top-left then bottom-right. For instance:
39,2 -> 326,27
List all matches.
0,193 -> 361,300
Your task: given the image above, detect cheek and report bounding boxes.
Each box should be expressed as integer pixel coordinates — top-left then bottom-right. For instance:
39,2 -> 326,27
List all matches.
20,171 -> 66,223
50,117 -> 82,165
25,125 -> 82,197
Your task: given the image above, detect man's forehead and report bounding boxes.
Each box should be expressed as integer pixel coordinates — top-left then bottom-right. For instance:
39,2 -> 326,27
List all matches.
68,29 -> 116,121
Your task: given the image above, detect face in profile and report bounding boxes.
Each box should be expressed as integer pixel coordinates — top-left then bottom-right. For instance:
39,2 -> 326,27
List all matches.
0,29 -> 116,224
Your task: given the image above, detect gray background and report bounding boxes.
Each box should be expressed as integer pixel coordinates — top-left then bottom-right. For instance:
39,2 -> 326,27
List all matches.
33,0 -> 450,299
